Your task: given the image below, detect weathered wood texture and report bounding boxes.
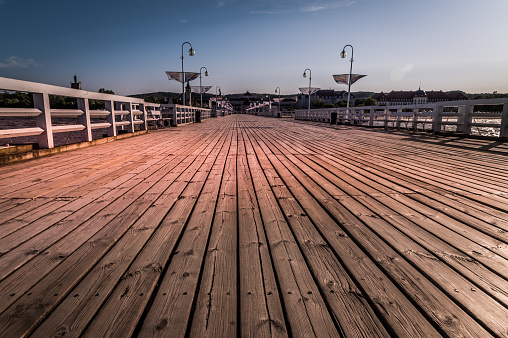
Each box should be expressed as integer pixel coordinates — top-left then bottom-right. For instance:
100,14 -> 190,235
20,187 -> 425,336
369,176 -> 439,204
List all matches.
0,115 -> 507,337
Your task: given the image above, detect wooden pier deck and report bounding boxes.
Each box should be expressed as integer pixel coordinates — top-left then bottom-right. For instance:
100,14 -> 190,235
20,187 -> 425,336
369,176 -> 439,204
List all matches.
0,114 -> 507,337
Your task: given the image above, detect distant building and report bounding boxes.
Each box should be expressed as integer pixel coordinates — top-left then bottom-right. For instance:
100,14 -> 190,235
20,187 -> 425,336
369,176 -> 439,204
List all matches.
372,88 -> 468,106
274,97 -> 298,110
228,91 -> 261,113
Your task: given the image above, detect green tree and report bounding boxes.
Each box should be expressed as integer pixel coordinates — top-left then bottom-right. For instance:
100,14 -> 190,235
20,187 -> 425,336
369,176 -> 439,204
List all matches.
144,95 -> 159,103
49,95 -> 76,109
0,91 -> 33,108
335,100 -> 347,108
311,98 -> 325,108
363,97 -> 377,106
99,88 -> 115,94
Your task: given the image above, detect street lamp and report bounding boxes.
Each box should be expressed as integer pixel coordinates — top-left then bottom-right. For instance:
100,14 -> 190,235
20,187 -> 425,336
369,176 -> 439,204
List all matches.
181,41 -> 195,106
303,69 -> 312,112
340,44 -> 353,114
275,87 -> 281,112
215,86 -> 221,117
199,66 -> 209,108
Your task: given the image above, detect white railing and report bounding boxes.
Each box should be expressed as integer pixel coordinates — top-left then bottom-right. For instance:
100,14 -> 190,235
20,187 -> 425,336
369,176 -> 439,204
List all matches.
160,104 -> 212,126
295,98 -> 508,138
0,77 -> 162,148
0,77 -> 220,149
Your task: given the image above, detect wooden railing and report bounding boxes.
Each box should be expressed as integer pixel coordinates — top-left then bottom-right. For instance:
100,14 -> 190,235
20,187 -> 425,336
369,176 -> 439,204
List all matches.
0,77 -> 220,149
295,98 -> 508,138
0,77 -> 163,148
160,104 -> 212,126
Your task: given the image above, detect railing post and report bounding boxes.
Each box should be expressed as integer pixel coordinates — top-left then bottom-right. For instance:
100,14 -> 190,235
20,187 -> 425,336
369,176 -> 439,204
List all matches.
396,108 -> 402,129
462,104 -> 473,135
33,92 -> 54,148
77,98 -> 92,142
172,105 -> 179,126
412,108 -> 419,130
105,100 -> 117,137
500,100 -> 508,138
456,106 -> 465,134
126,102 -> 134,133
433,105 -> 443,133
139,103 -> 147,131
369,107 -> 374,127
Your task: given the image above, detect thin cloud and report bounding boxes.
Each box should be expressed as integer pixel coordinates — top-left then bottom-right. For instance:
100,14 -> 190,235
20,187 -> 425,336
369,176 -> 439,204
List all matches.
217,0 -> 225,7
250,9 -> 292,14
391,64 -> 413,81
300,0 -> 358,12
0,56 -> 37,69
251,0 -> 359,14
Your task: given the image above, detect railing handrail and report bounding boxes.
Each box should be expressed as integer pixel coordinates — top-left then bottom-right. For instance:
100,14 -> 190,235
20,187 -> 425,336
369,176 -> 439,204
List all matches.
294,98 -> 508,138
0,77 -> 218,149
0,76 -> 151,104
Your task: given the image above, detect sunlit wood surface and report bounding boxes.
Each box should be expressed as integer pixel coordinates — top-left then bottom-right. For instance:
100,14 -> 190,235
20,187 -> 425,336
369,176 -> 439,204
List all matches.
1,114 -> 507,337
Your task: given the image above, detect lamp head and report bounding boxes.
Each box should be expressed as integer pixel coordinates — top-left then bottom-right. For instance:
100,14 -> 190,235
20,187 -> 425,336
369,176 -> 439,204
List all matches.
188,48 -> 195,56
340,50 -> 347,58
204,70 -> 209,76
303,72 -> 307,78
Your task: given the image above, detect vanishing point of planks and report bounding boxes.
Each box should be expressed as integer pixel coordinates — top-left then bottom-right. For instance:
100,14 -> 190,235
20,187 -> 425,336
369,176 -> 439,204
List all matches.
0,114 -> 507,337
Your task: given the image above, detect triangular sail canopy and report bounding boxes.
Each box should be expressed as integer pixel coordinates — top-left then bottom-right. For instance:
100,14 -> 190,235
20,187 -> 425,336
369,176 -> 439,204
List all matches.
298,87 -> 320,95
190,86 -> 212,94
332,74 -> 366,85
165,71 -> 201,83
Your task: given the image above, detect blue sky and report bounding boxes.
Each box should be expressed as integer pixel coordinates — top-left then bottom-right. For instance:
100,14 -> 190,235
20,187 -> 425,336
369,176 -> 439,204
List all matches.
1,0 -> 507,95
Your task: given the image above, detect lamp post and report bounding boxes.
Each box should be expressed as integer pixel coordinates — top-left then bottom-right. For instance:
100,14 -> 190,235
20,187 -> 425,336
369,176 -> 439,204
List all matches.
215,86 -> 221,117
199,66 -> 209,108
275,87 -> 281,112
181,41 -> 195,106
303,69 -> 311,112
340,44 -> 353,114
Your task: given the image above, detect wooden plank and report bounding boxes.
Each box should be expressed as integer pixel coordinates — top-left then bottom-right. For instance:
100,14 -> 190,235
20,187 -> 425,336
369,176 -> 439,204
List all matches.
0,147 -> 197,297
0,131 -> 226,336
273,150 -> 507,335
310,153 -> 508,267
1,115 -> 507,336
315,149 -> 508,235
0,199 -> 72,243
189,128 -> 238,337
80,126 -> 230,338
0,197 -> 62,228
250,123 -> 500,336
30,127 -> 230,338
0,155 -> 133,199
244,130 -> 343,337
0,198 -> 31,214
296,154 -> 508,306
235,128 -> 288,337
137,130 -> 232,338
243,128 -> 390,337
247,128 -> 440,336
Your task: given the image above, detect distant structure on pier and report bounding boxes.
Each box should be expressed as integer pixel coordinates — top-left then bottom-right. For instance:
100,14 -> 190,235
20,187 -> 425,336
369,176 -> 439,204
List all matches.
372,88 -> 468,106
70,74 -> 81,90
